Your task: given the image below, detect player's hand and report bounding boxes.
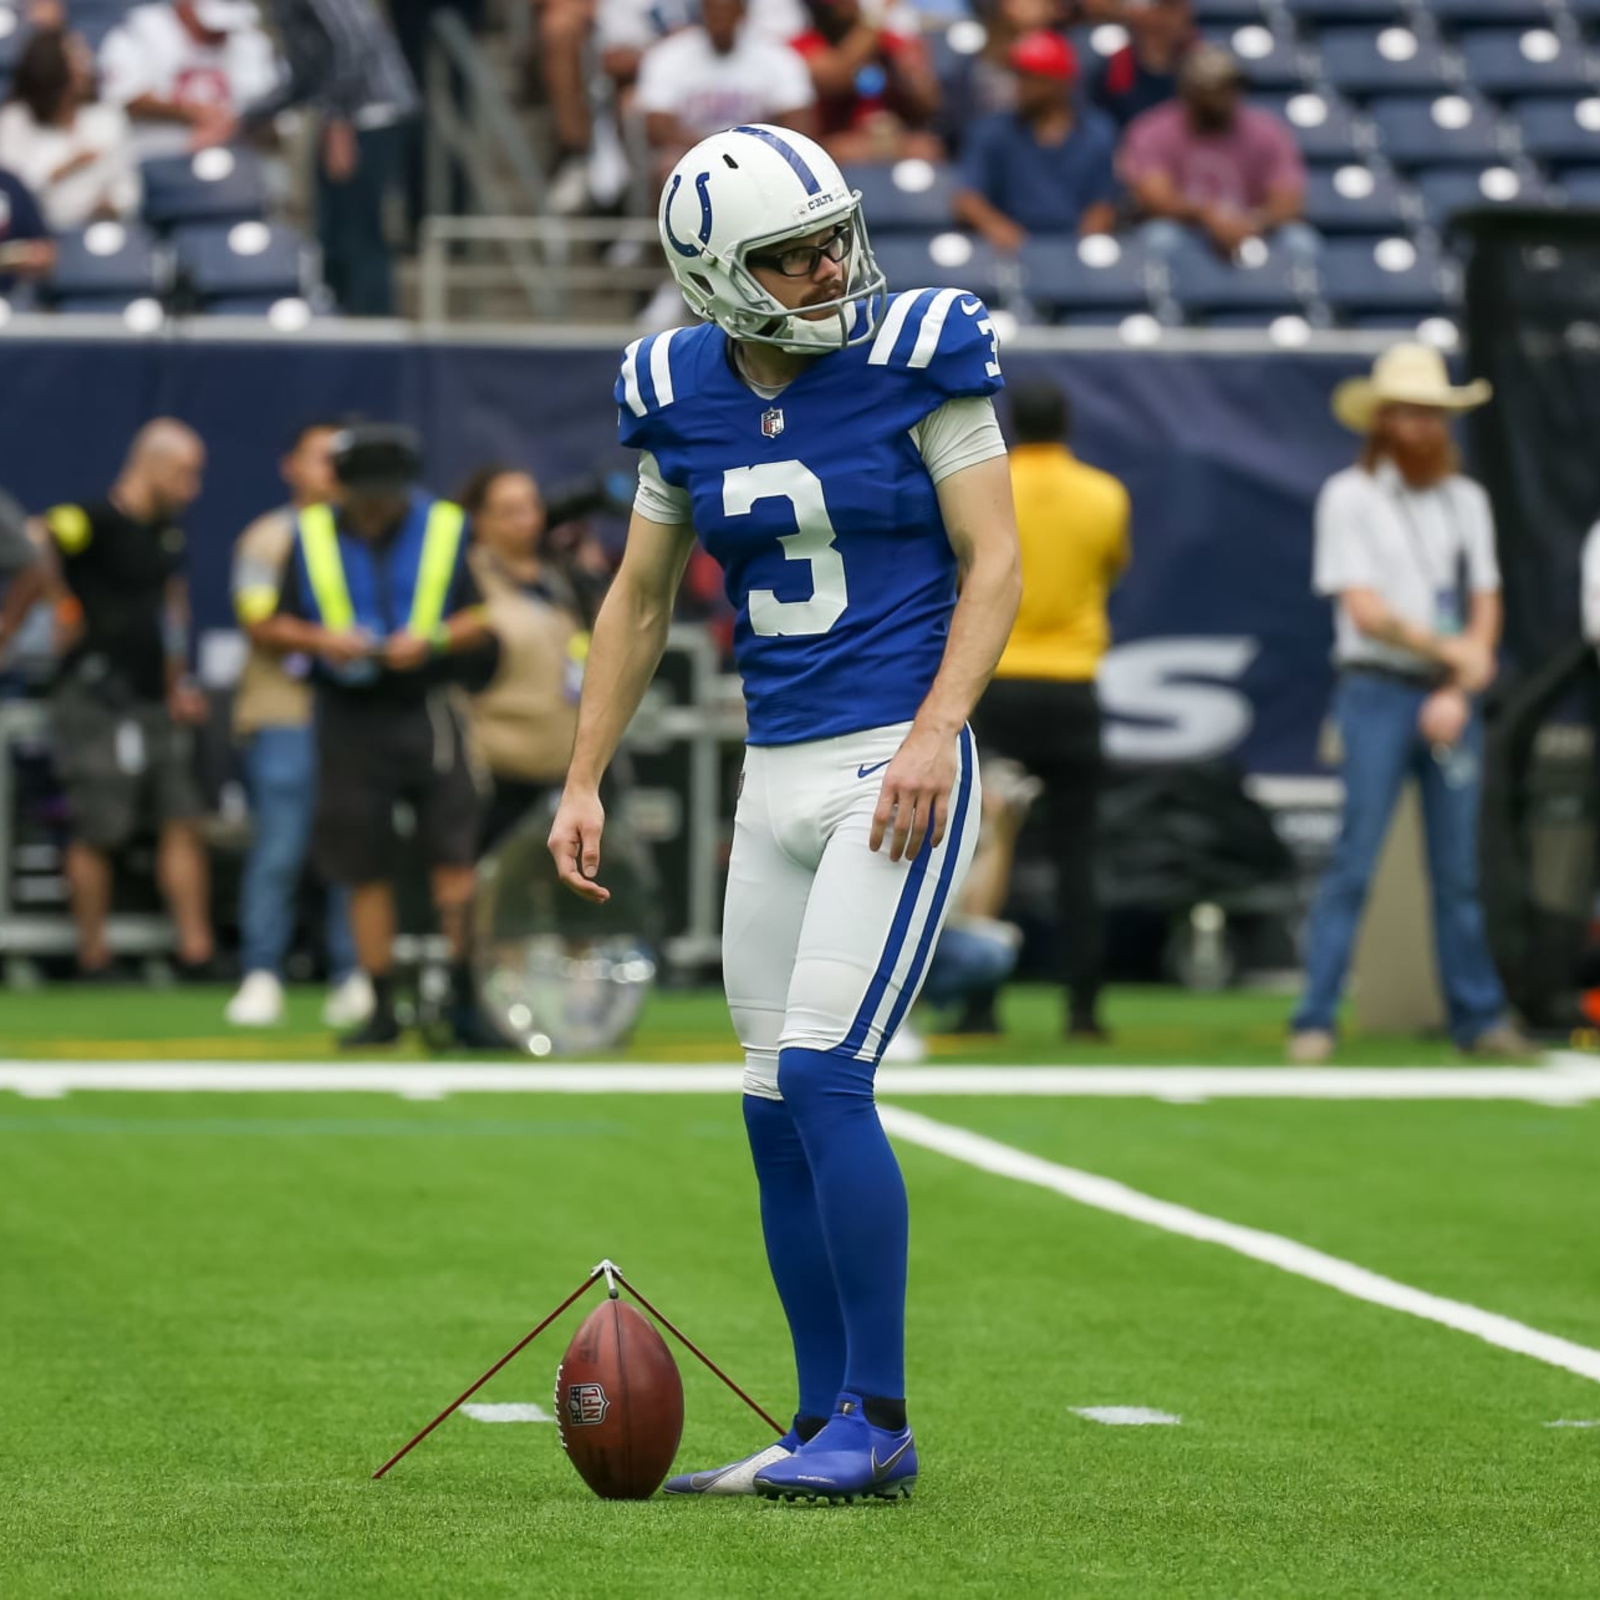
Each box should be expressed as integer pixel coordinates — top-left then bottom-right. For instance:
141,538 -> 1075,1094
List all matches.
383,630 -> 432,672
871,725 -> 957,863
318,628 -> 373,668
549,785 -> 611,904
1418,686 -> 1470,747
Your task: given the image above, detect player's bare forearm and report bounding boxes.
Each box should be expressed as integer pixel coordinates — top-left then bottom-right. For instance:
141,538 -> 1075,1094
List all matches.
916,455 -> 1022,739
550,513 -> 694,902
564,511 -> 697,794
872,455 -> 1020,860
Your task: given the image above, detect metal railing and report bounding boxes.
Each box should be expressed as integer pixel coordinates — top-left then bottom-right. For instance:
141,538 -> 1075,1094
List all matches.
418,216 -> 665,326
423,10 -> 557,317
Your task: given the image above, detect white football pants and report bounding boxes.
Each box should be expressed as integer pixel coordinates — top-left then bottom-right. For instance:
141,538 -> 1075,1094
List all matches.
722,721 -> 982,1100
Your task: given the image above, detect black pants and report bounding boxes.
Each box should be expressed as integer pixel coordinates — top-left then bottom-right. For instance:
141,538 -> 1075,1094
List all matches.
973,677 -> 1104,1026
316,122 -> 405,317
479,774 -> 554,858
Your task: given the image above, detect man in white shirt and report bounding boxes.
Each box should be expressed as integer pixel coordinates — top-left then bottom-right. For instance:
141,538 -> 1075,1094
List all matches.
100,0 -> 282,162
1291,343 -> 1528,1062
636,0 -> 816,185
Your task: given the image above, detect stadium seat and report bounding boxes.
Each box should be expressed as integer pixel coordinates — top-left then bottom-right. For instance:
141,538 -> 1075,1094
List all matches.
140,148 -> 269,230
1163,233 -> 1308,320
1017,234 -> 1152,320
872,233 -> 1007,301
842,162 -> 958,233
1458,28 -> 1595,94
1318,26 -> 1454,94
1281,0 -> 1405,26
1191,0 -> 1270,24
1412,162 -> 1553,222
175,221 -> 311,303
1558,163 -> 1600,199
1259,90 -> 1369,160
1304,162 -> 1411,231
1430,0 -> 1554,27
1202,22 -> 1306,88
1318,234 -> 1451,315
1512,93 -> 1600,161
1368,92 -> 1507,163
47,220 -> 167,306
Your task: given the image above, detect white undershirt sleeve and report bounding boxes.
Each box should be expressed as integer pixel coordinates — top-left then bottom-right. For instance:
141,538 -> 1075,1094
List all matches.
910,396 -> 1009,484
633,450 -> 694,525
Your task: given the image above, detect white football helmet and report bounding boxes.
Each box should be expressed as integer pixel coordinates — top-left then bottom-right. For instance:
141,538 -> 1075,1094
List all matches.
657,124 -> 886,354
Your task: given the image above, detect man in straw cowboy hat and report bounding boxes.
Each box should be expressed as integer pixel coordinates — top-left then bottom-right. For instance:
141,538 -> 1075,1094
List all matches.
1289,343 -> 1531,1064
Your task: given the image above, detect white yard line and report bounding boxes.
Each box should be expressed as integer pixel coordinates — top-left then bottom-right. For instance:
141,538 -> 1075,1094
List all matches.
4,1059 -> 1600,1101
878,1105 -> 1600,1387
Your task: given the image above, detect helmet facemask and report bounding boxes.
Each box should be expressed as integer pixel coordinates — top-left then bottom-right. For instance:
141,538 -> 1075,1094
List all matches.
671,195 -> 888,355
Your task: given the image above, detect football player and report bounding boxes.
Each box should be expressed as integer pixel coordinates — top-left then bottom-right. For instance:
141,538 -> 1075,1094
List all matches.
548,124 -> 1022,1502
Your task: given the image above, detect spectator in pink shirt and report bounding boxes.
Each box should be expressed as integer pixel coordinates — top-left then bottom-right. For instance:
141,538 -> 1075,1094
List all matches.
1120,43 -> 1313,262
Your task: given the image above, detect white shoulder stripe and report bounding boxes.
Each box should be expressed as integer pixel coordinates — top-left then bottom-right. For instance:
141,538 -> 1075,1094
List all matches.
649,327 -> 680,408
907,288 -> 963,370
866,290 -> 927,367
620,338 -> 647,417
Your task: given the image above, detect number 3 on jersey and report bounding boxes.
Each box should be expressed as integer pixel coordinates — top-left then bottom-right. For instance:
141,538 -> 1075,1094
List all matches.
725,460 -> 849,638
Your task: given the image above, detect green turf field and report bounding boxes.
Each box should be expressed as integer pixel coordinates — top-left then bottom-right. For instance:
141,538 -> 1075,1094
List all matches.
3,986 -> 1598,1597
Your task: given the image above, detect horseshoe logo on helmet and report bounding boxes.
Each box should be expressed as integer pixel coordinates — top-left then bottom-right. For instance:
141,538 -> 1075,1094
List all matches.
664,170 -> 715,258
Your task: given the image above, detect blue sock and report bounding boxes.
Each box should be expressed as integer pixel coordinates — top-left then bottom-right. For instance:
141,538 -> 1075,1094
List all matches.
742,1093 -> 847,1420
775,1045 -> 908,1401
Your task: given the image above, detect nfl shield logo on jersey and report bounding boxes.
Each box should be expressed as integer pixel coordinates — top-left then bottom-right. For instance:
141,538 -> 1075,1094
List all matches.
760,407 -> 785,439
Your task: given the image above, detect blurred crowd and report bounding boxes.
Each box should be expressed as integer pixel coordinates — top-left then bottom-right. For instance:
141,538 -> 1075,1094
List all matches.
530,0 -> 1311,322
0,0 -> 1314,318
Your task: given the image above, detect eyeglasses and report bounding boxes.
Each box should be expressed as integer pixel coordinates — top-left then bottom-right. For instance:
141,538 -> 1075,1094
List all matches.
747,224 -> 853,279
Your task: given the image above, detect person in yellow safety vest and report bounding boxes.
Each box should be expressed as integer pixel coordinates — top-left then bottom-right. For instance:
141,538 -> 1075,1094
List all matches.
255,423 -> 499,1048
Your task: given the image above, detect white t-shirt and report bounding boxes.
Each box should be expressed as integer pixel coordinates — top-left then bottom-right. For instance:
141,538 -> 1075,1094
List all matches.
1314,460 -> 1501,672
0,103 -> 142,230
633,395 -> 1007,523
635,25 -> 814,139
597,0 -> 803,54
100,5 -> 283,160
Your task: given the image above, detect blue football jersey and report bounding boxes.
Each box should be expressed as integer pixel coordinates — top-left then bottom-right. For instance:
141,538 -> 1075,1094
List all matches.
615,288 -> 1004,745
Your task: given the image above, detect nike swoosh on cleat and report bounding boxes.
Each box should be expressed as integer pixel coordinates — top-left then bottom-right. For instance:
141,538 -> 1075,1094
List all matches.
857,759 -> 891,779
871,1438 -> 914,1480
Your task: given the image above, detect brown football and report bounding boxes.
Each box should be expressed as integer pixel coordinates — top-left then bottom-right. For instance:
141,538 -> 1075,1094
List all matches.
555,1300 -> 684,1499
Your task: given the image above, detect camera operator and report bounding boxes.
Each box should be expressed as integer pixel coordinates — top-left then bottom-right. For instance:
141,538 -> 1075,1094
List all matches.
256,424 -> 498,1047
32,419 -> 214,979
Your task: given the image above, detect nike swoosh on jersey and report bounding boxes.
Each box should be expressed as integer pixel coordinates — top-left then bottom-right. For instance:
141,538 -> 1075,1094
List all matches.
871,1438 -> 914,1480
960,298 -> 983,316
857,760 -> 892,779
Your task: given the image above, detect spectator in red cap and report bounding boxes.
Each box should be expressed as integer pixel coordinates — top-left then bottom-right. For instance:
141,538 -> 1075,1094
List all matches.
1121,42 -> 1311,262
790,0 -> 942,164
952,30 -> 1118,256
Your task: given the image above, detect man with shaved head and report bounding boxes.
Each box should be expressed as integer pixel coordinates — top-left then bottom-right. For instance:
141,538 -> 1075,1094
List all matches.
34,416 -> 215,979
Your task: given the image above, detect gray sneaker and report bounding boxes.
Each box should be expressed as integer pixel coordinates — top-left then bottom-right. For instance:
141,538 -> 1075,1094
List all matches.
1288,1029 -> 1335,1065
1461,1024 -> 1539,1061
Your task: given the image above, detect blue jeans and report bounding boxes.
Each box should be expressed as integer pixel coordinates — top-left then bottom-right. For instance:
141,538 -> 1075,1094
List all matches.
240,725 -> 355,981
1292,673 -> 1507,1045
1140,218 -> 1322,264
922,924 -> 1020,1010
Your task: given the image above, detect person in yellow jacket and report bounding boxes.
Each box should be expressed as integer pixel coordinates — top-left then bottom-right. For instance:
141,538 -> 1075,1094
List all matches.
971,378 -> 1130,1040
255,425 -> 498,1047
